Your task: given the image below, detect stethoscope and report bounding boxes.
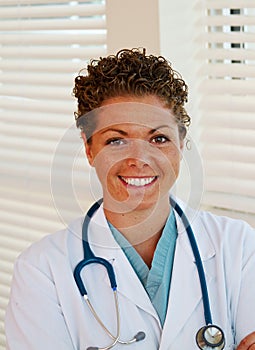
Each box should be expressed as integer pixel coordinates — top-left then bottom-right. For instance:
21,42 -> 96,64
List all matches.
74,197 -> 225,350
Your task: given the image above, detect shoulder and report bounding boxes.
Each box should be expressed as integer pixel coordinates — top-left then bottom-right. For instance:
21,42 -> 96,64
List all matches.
16,217 -> 84,271
197,209 -> 254,239
192,206 -> 255,259
174,195 -> 255,238
174,197 -> 254,252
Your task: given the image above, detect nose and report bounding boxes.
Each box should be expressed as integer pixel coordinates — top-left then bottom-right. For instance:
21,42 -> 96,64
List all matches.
126,139 -> 152,169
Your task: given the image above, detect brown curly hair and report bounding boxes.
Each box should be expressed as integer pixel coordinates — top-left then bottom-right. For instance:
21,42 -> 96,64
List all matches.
73,48 -> 190,140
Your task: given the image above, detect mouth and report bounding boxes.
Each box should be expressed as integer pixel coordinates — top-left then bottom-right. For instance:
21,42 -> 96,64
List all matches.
119,176 -> 157,187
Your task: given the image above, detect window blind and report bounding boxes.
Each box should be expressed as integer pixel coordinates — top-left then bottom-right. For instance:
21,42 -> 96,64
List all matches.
195,1 -> 255,226
0,1 -> 106,348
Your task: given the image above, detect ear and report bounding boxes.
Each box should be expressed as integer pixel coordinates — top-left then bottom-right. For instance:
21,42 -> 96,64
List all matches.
179,138 -> 184,160
180,138 -> 184,151
81,132 -> 94,166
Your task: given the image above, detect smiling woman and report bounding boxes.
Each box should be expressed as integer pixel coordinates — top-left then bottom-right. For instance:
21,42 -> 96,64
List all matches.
5,48 -> 255,350
80,96 -> 183,227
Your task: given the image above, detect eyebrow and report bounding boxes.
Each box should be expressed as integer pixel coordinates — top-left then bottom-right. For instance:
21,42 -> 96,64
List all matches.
100,128 -> 128,136
148,125 -> 173,134
100,125 -> 172,136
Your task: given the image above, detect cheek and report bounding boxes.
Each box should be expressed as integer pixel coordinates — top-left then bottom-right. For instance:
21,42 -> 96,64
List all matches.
160,147 -> 182,171
92,151 -> 121,184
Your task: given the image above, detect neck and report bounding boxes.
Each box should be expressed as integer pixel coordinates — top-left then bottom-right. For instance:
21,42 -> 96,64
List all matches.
104,197 -> 171,266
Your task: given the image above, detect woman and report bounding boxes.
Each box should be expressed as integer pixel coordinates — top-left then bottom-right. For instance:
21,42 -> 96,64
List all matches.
5,49 -> 255,349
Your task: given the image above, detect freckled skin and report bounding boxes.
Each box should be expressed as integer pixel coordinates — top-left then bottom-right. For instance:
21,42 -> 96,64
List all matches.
236,332 -> 255,350
82,95 -> 183,214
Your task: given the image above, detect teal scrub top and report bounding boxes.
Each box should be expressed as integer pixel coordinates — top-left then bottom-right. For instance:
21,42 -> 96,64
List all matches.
108,210 -> 177,326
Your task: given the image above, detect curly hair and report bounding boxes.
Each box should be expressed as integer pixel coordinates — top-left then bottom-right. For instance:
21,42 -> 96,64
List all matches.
73,48 -> 190,139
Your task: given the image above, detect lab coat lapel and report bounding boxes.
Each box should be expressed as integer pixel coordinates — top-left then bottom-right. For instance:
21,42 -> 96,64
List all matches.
88,205 -> 161,324
161,207 -> 215,347
112,249 -> 160,321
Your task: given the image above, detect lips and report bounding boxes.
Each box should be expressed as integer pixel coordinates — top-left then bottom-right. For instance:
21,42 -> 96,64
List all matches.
119,176 -> 157,187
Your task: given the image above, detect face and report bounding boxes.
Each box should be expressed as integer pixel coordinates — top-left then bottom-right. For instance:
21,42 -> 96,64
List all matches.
82,95 -> 184,213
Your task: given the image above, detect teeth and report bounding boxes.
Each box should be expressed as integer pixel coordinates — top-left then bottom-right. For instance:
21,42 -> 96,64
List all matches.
121,177 -> 156,187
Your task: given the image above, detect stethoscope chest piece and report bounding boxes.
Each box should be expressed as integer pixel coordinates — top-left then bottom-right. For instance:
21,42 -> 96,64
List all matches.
196,325 -> 225,350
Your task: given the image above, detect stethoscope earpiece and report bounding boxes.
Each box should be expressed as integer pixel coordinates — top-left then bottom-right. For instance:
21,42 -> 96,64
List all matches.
196,324 -> 225,350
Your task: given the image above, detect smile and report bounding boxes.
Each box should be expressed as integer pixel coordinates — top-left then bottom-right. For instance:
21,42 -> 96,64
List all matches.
119,176 -> 157,187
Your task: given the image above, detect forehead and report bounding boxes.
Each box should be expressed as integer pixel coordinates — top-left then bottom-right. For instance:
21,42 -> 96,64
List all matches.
89,102 -> 177,133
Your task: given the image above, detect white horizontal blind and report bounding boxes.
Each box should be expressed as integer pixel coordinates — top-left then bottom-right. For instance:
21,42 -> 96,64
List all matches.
0,1 -> 106,348
195,1 -> 255,226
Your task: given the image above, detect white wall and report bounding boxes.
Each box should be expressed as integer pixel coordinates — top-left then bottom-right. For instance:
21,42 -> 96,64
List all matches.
106,0 -> 160,55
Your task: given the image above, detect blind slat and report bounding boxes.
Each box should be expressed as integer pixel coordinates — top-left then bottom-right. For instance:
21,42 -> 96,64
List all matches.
200,32 -> 255,44
0,97 -> 75,114
0,33 -> 106,45
0,165 -> 88,189
202,145 -> 255,164
0,45 -> 90,58
0,59 -> 93,73
199,63 -> 255,79
201,112 -> 255,129
0,0 -> 95,4
199,95 -> 255,113
0,72 -> 75,86
0,136 -> 82,158
200,15 -> 255,26
197,48 -> 255,61
0,211 -> 65,237
200,128 -> 255,147
0,85 -> 72,99
0,185 -> 91,216
0,126 -> 67,142
0,185 -> 90,209
0,17 -> 106,31
0,3 -> 105,19
1,110 -> 73,127
201,111 -> 255,130
199,78 -> 255,94
205,160 -> 255,180
198,0 -> 255,9
0,45 -> 105,59
205,177 -> 255,198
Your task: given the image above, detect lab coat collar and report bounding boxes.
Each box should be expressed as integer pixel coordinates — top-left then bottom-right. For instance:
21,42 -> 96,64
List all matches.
173,199 -> 215,261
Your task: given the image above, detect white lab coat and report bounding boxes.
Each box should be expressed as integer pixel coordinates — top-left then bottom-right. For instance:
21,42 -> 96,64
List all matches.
5,200 -> 255,350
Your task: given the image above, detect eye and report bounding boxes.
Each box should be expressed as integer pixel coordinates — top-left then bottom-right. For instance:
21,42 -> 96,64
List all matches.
151,135 -> 170,144
105,138 -> 126,146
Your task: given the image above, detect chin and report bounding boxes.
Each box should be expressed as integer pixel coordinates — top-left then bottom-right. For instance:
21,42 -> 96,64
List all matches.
103,194 -> 155,213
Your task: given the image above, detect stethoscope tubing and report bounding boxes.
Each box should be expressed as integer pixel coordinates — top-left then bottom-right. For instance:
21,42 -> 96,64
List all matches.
74,196 -> 225,349
82,198 -> 103,260
76,196 -> 213,322
73,198 -> 119,297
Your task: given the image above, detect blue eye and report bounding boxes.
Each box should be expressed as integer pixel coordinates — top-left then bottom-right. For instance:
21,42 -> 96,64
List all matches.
151,135 -> 169,144
106,138 -> 126,146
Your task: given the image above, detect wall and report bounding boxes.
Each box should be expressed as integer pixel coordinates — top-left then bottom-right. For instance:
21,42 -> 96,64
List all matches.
106,0 -> 160,55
